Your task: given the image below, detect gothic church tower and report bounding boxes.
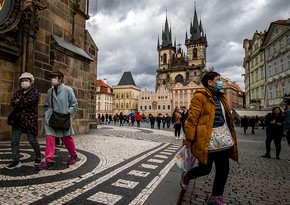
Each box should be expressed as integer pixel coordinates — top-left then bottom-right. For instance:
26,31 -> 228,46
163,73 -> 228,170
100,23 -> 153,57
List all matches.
156,4 -> 207,91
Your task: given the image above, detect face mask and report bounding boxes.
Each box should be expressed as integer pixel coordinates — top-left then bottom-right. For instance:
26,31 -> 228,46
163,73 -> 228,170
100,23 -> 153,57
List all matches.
21,82 -> 31,89
215,81 -> 223,91
51,78 -> 59,86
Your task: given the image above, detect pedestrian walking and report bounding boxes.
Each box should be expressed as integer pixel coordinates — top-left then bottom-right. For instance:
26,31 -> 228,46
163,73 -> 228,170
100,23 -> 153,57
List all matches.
135,112 -> 141,127
284,99 -> 290,148
149,114 -> 155,129
181,71 -> 238,205
5,72 -> 42,169
165,114 -> 171,128
249,116 -> 256,134
119,112 -> 124,126
181,106 -> 188,133
261,107 -> 284,159
173,107 -> 182,139
162,116 -> 166,128
38,70 -> 78,170
156,114 -> 162,129
241,115 -> 248,134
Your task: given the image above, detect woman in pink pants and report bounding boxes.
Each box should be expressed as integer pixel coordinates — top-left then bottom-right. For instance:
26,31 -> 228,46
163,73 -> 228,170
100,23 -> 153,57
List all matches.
38,70 -> 78,170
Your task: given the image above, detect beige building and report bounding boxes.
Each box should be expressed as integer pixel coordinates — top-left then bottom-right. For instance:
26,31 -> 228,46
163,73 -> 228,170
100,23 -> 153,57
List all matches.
222,79 -> 244,109
262,18 -> 290,108
243,39 -> 252,108
172,81 -> 203,109
96,79 -> 114,116
0,0 -> 97,139
113,72 -> 141,115
138,86 -> 172,116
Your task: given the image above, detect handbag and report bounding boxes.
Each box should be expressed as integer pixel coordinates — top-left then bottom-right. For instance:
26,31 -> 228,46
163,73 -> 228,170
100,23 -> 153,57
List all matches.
174,145 -> 195,172
49,90 -> 70,130
208,103 -> 234,152
7,109 -> 19,126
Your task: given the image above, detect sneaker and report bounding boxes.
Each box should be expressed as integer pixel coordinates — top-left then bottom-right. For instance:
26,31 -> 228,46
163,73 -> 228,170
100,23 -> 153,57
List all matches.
180,173 -> 190,190
67,155 -> 78,165
261,155 -> 271,158
38,161 -> 53,170
34,158 -> 42,166
208,195 -> 227,205
5,161 -> 22,170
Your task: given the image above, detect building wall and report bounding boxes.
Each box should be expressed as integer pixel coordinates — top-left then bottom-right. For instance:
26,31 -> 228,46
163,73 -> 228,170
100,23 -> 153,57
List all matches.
265,27 -> 290,108
243,39 -> 251,108
112,85 -> 141,115
138,86 -> 172,116
96,93 -> 114,116
248,32 -> 266,109
0,0 -> 98,139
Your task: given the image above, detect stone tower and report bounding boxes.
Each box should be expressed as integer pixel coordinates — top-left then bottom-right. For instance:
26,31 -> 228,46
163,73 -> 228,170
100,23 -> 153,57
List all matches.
156,4 -> 207,91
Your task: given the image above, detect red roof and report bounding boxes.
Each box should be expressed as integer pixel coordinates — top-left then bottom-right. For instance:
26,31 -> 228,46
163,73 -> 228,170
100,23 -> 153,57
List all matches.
96,80 -> 113,94
272,19 -> 290,26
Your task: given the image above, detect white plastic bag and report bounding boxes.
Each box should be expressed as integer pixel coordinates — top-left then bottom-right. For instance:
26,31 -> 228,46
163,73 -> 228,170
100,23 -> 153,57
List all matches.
174,145 -> 194,173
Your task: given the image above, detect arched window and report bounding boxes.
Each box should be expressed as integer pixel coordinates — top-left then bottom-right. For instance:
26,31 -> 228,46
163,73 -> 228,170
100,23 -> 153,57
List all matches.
163,53 -> 167,64
193,48 -> 197,59
175,74 -> 184,84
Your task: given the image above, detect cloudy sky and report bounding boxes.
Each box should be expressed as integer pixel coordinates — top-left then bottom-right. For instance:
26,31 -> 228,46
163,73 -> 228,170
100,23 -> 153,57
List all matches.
87,0 -> 289,91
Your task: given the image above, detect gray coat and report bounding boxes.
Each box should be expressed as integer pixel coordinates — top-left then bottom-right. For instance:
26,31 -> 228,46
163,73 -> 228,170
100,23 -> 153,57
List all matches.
44,84 -> 77,137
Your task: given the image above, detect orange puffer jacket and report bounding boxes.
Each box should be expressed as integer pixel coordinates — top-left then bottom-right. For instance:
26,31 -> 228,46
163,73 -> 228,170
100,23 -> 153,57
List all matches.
184,88 -> 238,164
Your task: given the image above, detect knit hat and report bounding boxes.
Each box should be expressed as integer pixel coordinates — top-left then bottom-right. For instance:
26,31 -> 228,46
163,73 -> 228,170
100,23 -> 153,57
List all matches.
19,72 -> 34,83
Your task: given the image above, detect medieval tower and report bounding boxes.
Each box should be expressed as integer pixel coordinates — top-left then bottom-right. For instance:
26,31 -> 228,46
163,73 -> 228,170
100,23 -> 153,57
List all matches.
156,4 -> 207,91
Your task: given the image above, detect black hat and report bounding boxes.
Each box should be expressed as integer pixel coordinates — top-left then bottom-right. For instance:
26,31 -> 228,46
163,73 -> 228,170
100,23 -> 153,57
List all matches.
49,70 -> 64,78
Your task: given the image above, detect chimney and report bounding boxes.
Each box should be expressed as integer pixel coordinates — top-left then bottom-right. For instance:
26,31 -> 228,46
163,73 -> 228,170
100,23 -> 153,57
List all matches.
103,78 -> 108,84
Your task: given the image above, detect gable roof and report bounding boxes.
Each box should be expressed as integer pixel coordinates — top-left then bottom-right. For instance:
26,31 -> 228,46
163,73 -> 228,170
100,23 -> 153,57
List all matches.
118,71 -> 136,86
96,80 -> 113,94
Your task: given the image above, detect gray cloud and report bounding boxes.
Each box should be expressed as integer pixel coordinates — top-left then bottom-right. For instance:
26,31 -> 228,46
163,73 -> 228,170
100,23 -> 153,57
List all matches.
87,0 -> 289,91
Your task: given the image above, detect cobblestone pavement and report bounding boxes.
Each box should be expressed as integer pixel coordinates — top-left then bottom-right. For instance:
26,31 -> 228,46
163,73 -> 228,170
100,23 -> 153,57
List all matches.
0,122 -> 289,204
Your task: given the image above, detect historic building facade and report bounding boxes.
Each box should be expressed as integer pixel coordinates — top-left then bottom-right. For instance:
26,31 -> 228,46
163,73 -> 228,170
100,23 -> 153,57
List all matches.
262,19 -> 290,108
112,72 -> 141,115
96,79 -> 114,116
247,31 -> 266,109
137,86 -> 172,116
156,5 -> 207,92
243,39 -> 252,108
0,0 -> 98,139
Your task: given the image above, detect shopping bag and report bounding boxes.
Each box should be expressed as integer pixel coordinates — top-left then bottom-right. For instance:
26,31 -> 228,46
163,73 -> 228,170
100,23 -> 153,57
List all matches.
174,145 -> 194,172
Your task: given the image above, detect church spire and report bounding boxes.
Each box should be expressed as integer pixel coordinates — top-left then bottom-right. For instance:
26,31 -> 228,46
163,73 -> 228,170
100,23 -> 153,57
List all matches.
161,10 -> 173,48
191,2 -> 201,41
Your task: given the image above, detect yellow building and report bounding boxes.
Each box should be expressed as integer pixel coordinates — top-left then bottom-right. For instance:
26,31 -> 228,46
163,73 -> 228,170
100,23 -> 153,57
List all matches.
96,79 -> 114,116
113,72 -> 141,115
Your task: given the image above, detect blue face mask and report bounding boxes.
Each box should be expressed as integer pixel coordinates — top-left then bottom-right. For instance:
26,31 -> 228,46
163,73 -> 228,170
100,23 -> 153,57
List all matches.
215,81 -> 223,91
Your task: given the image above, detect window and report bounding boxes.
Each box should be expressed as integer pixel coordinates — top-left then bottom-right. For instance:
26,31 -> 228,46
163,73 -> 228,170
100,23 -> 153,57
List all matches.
274,62 -> 278,74
273,43 -> 276,52
282,83 -> 285,96
268,65 -> 272,76
255,70 -> 258,81
140,106 -> 142,110
193,48 -> 197,59
279,39 -> 283,49
281,59 -> 284,71
260,53 -> 263,62
145,106 -> 147,110
256,88 -> 259,99
149,106 -> 151,110
269,87 -> 273,99
168,105 -> 170,109
158,105 -> 161,109
275,85 -> 279,98
163,105 -> 165,109
261,68 -> 264,79
163,53 -> 167,64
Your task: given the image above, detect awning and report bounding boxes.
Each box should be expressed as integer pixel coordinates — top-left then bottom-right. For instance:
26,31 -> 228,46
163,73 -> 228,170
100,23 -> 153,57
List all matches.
52,35 -> 93,61
232,109 -> 271,118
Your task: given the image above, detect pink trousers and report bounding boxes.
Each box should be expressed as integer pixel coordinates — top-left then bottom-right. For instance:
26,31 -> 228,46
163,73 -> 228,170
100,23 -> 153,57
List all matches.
45,135 -> 77,162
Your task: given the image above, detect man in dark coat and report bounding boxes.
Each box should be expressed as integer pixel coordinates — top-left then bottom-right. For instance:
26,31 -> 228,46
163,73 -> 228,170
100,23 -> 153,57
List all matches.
241,115 -> 248,134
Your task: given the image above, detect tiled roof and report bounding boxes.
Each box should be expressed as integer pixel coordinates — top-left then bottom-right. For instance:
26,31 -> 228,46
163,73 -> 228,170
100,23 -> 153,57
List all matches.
118,71 -> 136,86
96,80 -> 113,94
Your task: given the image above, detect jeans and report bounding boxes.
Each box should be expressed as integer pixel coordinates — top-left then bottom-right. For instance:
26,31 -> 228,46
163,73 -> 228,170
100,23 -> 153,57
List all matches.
265,132 -> 283,157
11,126 -> 41,162
186,149 -> 230,196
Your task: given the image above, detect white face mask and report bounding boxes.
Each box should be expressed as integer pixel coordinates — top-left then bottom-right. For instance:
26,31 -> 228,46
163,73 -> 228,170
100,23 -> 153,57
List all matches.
21,82 -> 31,89
51,78 -> 59,86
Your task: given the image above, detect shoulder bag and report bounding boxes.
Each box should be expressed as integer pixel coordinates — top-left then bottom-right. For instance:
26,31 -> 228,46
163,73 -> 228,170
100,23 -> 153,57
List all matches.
208,102 -> 234,152
49,89 -> 70,130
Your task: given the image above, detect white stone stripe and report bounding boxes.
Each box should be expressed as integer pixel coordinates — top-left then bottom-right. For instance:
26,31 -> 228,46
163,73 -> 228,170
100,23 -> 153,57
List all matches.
112,179 -> 139,189
129,159 -> 175,205
154,155 -> 168,159
128,170 -> 150,177
140,164 -> 158,169
88,191 -> 122,204
47,143 -> 169,204
159,151 -> 172,155
148,159 -> 164,163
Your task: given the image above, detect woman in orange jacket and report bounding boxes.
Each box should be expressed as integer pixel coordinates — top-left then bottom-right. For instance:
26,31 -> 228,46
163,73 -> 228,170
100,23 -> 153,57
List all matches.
181,71 -> 238,205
